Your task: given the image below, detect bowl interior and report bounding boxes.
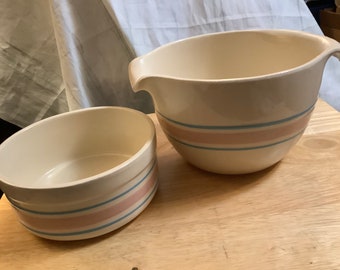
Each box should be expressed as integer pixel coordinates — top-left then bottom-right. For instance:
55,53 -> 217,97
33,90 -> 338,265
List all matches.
0,107 -> 154,188
141,30 -> 327,80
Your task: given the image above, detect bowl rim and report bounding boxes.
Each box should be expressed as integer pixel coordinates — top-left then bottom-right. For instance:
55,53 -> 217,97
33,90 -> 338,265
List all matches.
0,106 -> 156,191
131,29 -> 337,83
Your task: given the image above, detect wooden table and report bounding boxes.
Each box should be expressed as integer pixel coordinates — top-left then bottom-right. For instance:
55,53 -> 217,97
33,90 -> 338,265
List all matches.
1,99 -> 340,269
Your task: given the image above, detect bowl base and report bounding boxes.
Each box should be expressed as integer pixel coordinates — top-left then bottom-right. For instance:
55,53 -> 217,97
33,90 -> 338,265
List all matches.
35,153 -> 131,186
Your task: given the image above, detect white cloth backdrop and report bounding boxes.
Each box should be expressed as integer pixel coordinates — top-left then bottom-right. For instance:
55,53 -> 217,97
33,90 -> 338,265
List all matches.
0,0 -> 339,127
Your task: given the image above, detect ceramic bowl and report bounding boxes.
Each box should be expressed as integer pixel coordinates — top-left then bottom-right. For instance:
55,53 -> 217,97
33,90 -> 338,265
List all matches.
129,29 -> 340,174
0,107 -> 157,240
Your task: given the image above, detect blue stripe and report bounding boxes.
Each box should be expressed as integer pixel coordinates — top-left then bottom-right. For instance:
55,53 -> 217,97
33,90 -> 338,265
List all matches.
10,159 -> 157,216
157,102 -> 315,130
21,181 -> 159,238
167,130 -> 304,151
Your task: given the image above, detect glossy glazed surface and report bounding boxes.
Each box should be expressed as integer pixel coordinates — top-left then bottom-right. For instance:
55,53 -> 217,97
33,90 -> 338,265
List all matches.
0,107 -> 158,240
129,30 -> 340,173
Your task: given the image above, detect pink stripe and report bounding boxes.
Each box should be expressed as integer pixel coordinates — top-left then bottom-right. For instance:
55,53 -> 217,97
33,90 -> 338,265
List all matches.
14,168 -> 157,232
158,112 -> 312,145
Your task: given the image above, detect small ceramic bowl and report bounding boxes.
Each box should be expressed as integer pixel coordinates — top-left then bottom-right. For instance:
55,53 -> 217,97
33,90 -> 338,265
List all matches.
0,107 -> 157,240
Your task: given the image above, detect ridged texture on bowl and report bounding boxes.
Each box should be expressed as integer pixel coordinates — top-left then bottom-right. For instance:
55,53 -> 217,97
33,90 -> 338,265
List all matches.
9,160 -> 158,241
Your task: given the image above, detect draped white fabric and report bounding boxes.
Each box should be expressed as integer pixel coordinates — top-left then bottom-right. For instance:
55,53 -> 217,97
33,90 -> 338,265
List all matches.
0,0 -> 67,127
0,0 -> 339,127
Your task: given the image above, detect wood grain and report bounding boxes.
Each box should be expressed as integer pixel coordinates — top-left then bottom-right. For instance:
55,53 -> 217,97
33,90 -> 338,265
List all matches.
1,99 -> 340,269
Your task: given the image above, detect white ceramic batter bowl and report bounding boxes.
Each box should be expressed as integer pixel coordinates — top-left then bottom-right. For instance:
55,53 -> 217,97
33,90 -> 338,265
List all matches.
129,29 -> 340,174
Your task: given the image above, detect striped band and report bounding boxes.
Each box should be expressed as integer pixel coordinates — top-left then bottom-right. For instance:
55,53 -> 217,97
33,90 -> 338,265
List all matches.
10,160 -> 158,239
157,104 -> 314,151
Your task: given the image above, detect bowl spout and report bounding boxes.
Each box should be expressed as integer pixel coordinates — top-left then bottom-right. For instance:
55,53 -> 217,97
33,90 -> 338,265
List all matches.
128,57 -> 143,92
128,57 -> 155,93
